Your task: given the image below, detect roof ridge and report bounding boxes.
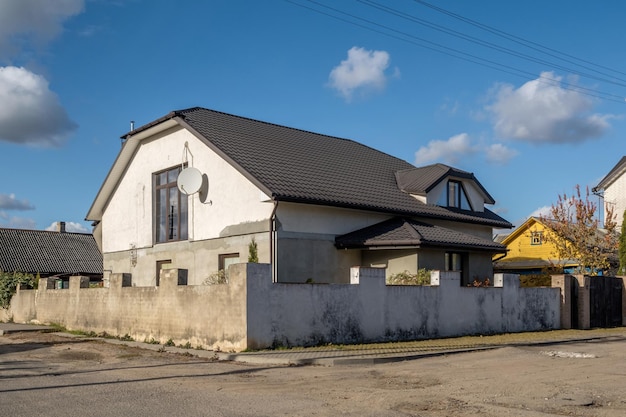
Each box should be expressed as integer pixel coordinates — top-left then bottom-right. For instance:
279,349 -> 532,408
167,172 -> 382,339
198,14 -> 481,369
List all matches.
0,227 -> 93,236
180,107 -> 413,165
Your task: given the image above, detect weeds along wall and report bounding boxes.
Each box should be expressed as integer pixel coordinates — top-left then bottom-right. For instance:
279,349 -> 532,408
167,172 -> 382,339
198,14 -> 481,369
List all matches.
4,264 -> 562,351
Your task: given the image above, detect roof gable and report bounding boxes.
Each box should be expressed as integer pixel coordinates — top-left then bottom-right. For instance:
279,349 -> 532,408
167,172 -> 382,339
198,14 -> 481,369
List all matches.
395,163 -> 495,204
499,217 -> 544,246
0,228 -> 102,276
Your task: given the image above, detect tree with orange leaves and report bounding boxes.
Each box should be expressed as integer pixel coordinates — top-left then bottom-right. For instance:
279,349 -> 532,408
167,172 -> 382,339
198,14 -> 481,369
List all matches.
540,185 -> 618,275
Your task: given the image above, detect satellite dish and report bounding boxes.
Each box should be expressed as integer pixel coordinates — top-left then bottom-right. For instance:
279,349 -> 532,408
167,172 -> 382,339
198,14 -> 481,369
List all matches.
177,167 -> 203,195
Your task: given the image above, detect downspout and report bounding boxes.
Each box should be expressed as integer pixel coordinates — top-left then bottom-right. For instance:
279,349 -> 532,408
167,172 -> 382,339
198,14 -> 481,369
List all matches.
269,199 -> 279,283
591,187 -> 604,226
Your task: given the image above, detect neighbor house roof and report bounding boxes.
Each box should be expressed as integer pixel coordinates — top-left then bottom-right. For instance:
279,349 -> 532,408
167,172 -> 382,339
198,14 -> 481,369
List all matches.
493,257 -> 578,271
593,156 -> 626,192
87,107 -> 511,229
335,217 -> 507,252
0,228 -> 103,277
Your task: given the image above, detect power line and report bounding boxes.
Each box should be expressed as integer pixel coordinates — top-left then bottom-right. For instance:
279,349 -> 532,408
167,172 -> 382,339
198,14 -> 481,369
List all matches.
286,0 -> 626,104
362,0 -> 626,88
413,0 -> 626,79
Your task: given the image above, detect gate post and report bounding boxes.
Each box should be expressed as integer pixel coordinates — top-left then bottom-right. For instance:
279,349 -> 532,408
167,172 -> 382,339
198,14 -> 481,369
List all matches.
574,275 -> 591,329
551,275 -> 572,329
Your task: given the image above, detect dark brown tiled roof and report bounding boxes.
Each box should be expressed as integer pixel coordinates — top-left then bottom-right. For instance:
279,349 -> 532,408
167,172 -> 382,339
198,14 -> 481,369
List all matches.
335,217 -> 507,252
134,108 -> 511,228
0,228 -> 102,277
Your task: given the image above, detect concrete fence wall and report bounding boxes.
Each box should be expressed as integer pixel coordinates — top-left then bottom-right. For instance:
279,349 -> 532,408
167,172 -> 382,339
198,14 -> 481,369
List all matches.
3,268 -> 250,352
3,264 -> 561,351
247,266 -> 560,349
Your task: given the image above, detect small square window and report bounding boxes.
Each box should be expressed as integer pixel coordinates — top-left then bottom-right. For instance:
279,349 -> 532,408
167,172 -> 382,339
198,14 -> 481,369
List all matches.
530,232 -> 543,245
219,253 -> 240,275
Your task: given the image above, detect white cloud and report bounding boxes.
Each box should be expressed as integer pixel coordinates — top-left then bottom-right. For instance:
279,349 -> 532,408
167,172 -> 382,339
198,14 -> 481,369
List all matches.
0,193 -> 34,210
488,72 -> 611,144
529,205 -> 553,219
45,221 -> 89,233
0,66 -> 77,146
328,46 -> 391,101
0,215 -> 36,230
415,133 -> 477,165
0,0 -> 84,55
485,143 -> 518,165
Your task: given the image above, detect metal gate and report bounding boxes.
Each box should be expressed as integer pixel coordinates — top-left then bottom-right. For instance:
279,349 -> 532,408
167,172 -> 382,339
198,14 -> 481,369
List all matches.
589,276 -> 623,328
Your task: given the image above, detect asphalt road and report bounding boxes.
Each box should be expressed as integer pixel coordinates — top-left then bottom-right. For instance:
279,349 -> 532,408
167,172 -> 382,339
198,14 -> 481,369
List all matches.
2,329 -> 626,416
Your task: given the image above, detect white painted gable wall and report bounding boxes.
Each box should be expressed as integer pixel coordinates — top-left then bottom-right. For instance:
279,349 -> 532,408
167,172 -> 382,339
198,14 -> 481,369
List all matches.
101,126 -> 274,254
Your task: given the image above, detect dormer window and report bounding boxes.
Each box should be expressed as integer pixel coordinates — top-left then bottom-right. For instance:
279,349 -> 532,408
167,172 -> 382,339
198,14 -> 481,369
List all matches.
447,180 -> 472,210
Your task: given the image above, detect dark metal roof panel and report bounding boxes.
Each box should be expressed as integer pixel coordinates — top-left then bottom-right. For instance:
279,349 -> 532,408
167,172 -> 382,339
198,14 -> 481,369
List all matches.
335,217 -> 507,252
175,108 -> 511,228
0,228 -> 102,276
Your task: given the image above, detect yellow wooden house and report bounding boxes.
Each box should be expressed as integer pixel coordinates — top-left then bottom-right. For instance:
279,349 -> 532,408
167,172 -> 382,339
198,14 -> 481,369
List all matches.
493,217 -> 578,274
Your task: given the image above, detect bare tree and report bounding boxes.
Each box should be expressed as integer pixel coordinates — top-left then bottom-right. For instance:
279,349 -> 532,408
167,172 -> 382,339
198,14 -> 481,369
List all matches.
541,185 -> 618,275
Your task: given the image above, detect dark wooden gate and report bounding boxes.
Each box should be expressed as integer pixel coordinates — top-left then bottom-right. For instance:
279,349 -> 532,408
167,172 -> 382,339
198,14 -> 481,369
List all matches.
589,276 -> 623,328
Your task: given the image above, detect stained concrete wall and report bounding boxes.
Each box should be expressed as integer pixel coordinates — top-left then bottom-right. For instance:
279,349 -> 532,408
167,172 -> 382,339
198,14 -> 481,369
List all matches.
105,231 -> 270,286
247,267 -> 560,348
5,264 -> 560,351
7,269 -> 251,352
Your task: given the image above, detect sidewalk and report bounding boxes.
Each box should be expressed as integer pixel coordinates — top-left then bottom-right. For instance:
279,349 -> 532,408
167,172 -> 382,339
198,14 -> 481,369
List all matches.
2,322 -> 625,366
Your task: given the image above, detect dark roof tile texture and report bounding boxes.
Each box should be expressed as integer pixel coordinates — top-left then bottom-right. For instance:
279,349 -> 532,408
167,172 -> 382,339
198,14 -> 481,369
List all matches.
176,108 -> 511,228
335,217 -> 506,252
0,228 -> 102,276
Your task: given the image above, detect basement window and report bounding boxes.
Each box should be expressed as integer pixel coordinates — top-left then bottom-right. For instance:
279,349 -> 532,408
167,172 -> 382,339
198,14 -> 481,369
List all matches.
156,259 -> 172,286
219,253 -> 240,276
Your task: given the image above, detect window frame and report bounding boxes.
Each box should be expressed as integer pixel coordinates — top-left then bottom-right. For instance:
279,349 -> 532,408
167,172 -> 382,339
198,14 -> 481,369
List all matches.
153,165 -> 188,244
445,251 -> 469,285
447,180 -> 472,211
530,231 -> 543,246
155,259 -> 172,286
219,253 -> 240,279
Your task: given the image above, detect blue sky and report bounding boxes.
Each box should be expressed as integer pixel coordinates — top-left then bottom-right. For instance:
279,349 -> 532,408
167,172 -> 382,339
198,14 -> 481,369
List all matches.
1,0 -> 624,233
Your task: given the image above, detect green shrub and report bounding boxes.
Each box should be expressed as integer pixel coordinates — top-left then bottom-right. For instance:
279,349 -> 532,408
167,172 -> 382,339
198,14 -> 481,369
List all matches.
248,237 -> 258,263
203,270 -> 227,285
520,274 -> 552,287
0,271 -> 37,309
387,269 -> 431,286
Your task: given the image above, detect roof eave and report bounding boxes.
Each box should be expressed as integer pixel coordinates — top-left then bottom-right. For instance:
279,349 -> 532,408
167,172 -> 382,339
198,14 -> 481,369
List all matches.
337,240 -> 506,253
85,117 -> 180,222
593,156 -> 626,192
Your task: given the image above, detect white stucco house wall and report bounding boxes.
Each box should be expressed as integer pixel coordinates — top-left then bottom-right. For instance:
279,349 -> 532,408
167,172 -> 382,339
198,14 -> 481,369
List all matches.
594,156 -> 626,229
86,107 -> 512,287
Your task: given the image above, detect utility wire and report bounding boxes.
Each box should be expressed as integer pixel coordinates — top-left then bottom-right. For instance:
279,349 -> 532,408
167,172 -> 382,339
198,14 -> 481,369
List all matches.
363,0 -> 626,88
287,0 -> 625,103
413,0 -> 626,79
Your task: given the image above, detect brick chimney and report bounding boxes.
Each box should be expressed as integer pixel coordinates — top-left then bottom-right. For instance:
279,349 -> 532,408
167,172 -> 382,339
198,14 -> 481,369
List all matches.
57,221 -> 66,233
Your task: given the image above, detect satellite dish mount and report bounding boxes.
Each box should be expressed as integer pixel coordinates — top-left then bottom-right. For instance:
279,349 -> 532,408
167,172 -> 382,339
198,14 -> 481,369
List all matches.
177,142 -> 211,204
